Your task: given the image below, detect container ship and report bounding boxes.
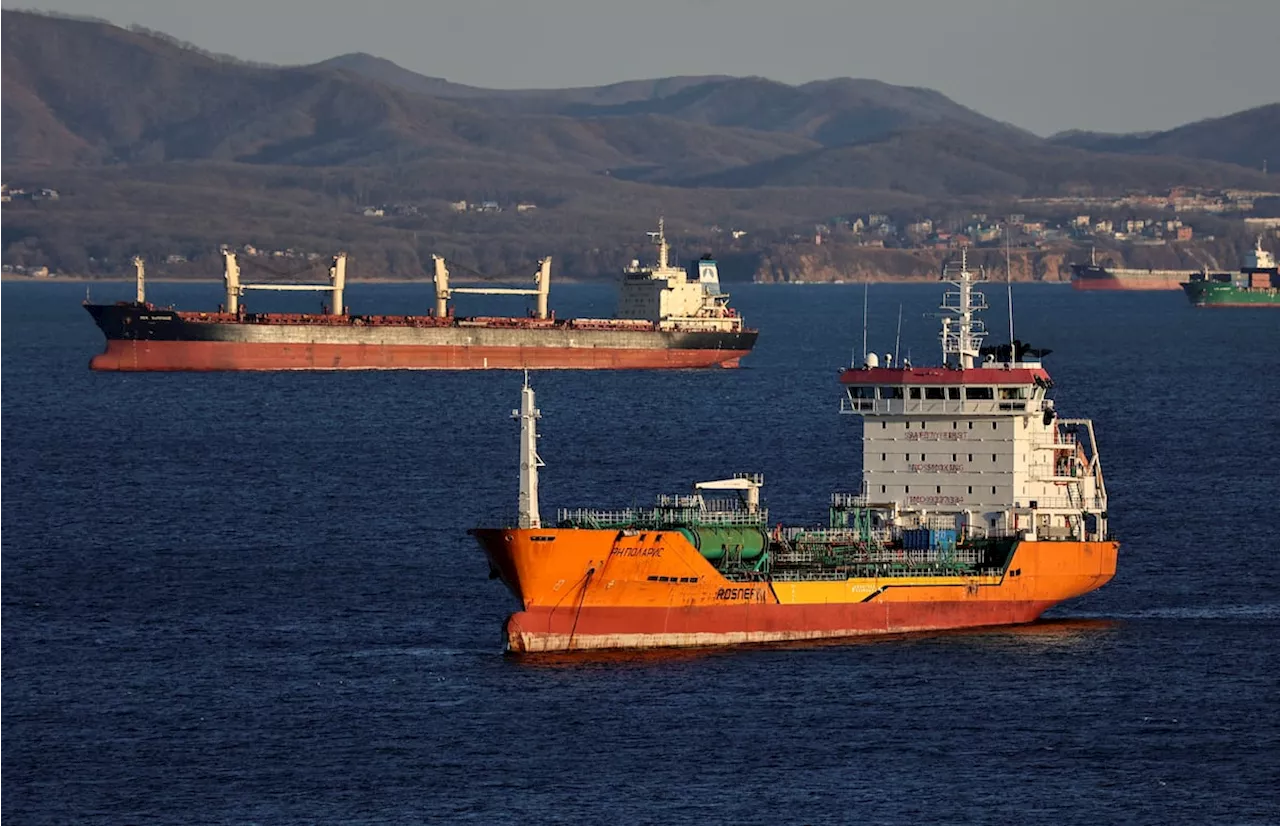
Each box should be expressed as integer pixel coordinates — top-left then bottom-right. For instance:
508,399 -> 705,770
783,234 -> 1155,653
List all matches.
1181,237 -> 1280,308
84,221 -> 757,371
471,254 -> 1118,653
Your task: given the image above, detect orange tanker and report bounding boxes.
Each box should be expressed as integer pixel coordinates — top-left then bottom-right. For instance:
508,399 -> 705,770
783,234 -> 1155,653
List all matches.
472,253 -> 1119,653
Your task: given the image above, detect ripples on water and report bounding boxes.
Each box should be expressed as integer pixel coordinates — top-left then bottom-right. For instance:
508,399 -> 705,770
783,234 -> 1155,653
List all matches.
3,281 -> 1279,824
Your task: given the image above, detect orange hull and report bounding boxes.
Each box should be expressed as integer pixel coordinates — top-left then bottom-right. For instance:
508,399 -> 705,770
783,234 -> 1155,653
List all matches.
471,528 -> 1118,652
89,340 -> 750,371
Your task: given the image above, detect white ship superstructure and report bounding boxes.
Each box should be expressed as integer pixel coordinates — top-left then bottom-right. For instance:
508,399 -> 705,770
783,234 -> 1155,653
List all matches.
616,218 -> 744,333
840,253 -> 1109,543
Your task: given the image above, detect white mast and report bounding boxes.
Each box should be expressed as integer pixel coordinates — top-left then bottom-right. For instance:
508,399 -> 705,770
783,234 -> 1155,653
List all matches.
329,252 -> 347,316
860,281 -> 869,367
656,216 -> 669,270
513,372 -> 545,529
893,303 -> 903,367
939,249 -> 987,369
1005,225 -> 1015,361
222,250 -> 240,314
133,255 -> 146,304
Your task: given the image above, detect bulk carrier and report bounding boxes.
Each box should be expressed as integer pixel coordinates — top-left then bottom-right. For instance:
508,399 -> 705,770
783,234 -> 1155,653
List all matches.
471,253 -> 1118,652
1181,237 -> 1280,308
84,221 -> 756,371
1070,247 -> 1191,291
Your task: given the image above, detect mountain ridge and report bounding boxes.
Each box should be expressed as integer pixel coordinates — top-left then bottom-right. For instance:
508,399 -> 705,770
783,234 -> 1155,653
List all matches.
3,9 -> 1276,280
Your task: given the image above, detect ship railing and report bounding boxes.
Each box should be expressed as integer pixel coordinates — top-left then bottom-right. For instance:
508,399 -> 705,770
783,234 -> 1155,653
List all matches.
1032,432 -> 1079,449
556,508 -> 643,528
789,528 -> 871,544
775,546 -> 987,565
1011,496 -> 1106,511
656,494 -> 703,508
830,493 -> 870,508
699,497 -> 751,513
777,525 -> 893,543
840,398 -> 1032,416
687,509 -> 770,526
555,507 -> 770,529
761,566 -> 1005,583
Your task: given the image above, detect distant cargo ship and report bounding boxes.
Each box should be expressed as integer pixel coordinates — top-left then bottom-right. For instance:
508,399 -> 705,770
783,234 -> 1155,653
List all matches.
1181,237 -> 1280,308
84,221 -> 757,371
1070,249 -> 1192,291
471,253 -> 1117,653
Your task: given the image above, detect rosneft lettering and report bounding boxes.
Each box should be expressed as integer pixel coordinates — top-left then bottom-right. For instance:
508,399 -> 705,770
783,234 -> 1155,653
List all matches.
610,547 -> 662,558
715,587 -> 764,602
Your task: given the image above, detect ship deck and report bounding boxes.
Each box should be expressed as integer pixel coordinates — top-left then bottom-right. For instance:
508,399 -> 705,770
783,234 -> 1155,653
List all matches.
172,310 -> 750,333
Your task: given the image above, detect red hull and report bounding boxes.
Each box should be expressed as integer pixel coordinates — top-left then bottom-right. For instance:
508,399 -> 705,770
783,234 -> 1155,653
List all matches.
89,340 -> 750,371
504,600 -> 1056,652
1071,278 -> 1184,291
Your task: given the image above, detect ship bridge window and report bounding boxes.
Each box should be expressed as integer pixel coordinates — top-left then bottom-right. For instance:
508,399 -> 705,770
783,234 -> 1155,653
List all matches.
999,387 -> 1028,400
879,386 -> 903,399
948,388 -> 961,400
909,388 -> 922,399
925,387 -> 946,400
849,386 -> 876,399
965,387 -> 994,400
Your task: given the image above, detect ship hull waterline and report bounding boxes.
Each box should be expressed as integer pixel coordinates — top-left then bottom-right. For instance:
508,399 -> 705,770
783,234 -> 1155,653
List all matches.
472,528 -> 1118,653
89,339 -> 753,371
1071,276 -> 1186,291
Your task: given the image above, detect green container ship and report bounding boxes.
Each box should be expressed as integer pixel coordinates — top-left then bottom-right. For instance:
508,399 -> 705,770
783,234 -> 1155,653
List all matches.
1182,237 -> 1280,308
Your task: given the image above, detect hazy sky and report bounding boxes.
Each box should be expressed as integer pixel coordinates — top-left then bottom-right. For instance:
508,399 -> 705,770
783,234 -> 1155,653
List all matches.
7,0 -> 1278,136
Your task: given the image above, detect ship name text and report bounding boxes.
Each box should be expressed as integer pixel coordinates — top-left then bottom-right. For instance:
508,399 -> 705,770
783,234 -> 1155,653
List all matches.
610,546 -> 662,558
715,587 -> 765,602
906,431 -> 968,442
907,495 -> 966,506
910,463 -> 965,473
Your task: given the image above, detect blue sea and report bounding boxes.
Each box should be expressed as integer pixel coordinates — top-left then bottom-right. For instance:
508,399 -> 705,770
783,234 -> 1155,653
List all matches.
3,280 -> 1279,825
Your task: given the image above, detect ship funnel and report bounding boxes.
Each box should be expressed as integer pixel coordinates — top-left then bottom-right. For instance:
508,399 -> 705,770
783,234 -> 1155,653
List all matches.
513,373 -> 545,529
329,252 -> 347,315
222,250 -> 240,314
697,257 -> 720,293
133,256 -> 146,304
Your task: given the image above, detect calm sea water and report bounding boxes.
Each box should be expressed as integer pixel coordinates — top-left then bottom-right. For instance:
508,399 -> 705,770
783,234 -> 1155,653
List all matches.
3,280 -> 1279,825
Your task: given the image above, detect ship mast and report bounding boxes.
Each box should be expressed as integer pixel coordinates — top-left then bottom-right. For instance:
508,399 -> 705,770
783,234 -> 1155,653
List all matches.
938,249 -> 987,369
133,256 -> 145,304
513,373 -> 545,529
